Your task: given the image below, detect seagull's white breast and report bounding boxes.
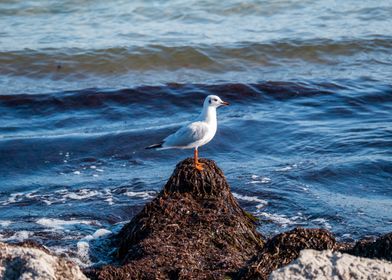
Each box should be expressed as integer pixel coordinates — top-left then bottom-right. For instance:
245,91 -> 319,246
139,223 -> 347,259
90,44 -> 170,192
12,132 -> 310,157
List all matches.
160,103 -> 219,150
198,121 -> 217,146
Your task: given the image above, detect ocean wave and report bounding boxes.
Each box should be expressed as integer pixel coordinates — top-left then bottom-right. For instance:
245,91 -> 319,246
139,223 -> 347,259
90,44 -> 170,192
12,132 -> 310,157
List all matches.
2,80 -> 383,113
1,37 -> 391,78
36,218 -> 100,230
232,192 -> 268,209
0,187 -> 157,207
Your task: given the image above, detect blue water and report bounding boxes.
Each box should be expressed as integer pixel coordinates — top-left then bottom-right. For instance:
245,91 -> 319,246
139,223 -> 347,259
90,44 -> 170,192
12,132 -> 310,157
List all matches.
0,0 -> 392,267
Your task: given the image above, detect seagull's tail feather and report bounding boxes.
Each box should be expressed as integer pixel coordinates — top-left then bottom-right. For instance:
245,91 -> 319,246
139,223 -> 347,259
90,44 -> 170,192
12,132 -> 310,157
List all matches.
145,142 -> 164,149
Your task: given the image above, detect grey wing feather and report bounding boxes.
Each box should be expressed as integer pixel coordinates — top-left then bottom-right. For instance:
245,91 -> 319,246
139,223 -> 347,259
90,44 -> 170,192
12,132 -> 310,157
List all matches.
163,122 -> 208,147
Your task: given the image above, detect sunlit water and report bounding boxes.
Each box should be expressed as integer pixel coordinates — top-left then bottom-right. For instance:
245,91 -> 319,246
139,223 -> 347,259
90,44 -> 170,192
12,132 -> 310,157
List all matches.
0,0 -> 391,267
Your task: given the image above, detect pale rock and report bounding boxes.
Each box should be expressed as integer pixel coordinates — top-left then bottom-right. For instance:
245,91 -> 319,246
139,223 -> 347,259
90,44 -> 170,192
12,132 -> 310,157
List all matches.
0,242 -> 87,280
270,249 -> 392,280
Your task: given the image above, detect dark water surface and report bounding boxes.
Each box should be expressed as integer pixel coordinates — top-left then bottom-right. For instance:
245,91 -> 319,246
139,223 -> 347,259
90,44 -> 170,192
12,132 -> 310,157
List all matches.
1,0 -> 392,267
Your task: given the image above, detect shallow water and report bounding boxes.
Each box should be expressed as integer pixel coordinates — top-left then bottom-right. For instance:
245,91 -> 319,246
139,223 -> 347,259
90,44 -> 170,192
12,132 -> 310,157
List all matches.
1,0 -> 392,267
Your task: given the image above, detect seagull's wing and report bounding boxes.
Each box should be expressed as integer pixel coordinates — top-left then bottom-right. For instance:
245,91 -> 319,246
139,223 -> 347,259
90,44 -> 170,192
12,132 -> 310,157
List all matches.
163,121 -> 208,148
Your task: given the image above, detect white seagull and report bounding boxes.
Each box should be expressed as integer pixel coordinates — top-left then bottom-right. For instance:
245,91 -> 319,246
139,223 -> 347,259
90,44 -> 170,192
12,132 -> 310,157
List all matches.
146,95 -> 229,171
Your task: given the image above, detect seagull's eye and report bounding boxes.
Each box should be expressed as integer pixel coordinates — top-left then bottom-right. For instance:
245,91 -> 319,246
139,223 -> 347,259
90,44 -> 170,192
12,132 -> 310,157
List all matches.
213,98 -> 218,102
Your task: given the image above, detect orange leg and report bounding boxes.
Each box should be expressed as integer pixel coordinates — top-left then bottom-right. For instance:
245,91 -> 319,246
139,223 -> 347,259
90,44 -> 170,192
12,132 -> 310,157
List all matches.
194,148 -> 204,171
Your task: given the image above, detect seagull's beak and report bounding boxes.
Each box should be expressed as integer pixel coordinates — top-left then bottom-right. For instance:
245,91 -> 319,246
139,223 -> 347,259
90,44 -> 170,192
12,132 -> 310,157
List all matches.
221,101 -> 229,106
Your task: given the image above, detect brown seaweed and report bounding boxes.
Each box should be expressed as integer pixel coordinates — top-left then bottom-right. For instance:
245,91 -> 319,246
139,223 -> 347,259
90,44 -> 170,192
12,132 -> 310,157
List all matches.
87,158 -> 264,280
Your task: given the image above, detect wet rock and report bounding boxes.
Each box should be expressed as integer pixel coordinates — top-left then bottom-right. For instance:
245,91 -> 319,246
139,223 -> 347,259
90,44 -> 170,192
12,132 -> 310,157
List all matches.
270,249 -> 392,280
87,158 -> 264,280
238,228 -> 337,280
0,241 -> 87,280
347,232 -> 392,261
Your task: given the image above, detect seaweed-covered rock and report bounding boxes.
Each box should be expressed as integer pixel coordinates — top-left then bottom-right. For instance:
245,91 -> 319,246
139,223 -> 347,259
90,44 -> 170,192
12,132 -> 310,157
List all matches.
239,228 -> 337,280
88,158 -> 264,280
0,241 -> 87,280
348,232 -> 392,261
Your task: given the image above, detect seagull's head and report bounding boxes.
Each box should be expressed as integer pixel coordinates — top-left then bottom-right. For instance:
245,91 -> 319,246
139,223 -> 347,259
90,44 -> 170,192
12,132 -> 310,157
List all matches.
204,95 -> 229,108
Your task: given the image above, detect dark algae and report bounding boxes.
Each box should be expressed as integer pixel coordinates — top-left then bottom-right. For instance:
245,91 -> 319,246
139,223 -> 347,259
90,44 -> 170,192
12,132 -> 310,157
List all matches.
87,158 -> 264,279
346,233 -> 392,261
238,228 -> 337,279
84,158 -> 392,279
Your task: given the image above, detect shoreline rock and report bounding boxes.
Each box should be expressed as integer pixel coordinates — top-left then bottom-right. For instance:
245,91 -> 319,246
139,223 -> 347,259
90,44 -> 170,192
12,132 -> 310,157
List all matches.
347,232 -> 392,261
238,228 -> 338,279
2,158 -> 392,280
270,249 -> 392,280
0,241 -> 87,280
86,158 -> 265,279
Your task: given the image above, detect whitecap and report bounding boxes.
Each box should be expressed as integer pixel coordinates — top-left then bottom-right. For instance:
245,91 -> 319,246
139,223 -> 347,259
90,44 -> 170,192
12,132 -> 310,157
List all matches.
275,163 -> 298,172
124,191 -> 156,200
36,218 -> 100,230
247,176 -> 271,184
63,189 -> 100,200
256,212 -> 296,227
1,192 -> 26,205
77,241 -> 91,265
275,166 -> 292,172
232,193 -> 268,209
0,220 -> 12,227
311,218 -> 332,229
92,228 -> 111,238
83,228 -> 112,241
0,230 -> 32,242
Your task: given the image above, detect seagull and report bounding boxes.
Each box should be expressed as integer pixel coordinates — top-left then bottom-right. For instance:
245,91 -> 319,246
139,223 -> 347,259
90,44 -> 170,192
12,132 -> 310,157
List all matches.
146,95 -> 229,171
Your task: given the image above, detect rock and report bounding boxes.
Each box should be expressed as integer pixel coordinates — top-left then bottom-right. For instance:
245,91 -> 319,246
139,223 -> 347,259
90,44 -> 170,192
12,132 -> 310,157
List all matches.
238,228 -> 337,279
348,232 -> 392,261
269,249 -> 392,280
0,241 -> 87,280
86,158 -> 264,280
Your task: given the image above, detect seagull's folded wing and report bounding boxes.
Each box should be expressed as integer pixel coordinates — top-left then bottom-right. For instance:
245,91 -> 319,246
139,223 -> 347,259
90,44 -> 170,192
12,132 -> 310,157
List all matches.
163,122 -> 209,147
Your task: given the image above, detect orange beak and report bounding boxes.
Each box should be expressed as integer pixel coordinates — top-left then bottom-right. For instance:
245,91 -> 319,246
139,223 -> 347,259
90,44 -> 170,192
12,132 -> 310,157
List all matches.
221,101 -> 229,106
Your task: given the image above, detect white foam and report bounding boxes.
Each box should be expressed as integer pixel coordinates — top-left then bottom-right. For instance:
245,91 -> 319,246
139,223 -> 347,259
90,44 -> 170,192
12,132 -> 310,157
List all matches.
300,185 -> 309,191
311,218 -> 332,229
43,200 -> 52,205
0,220 -> 12,227
25,191 -> 39,199
83,228 -> 112,241
233,193 -> 268,209
2,187 -> 155,208
256,212 -> 296,227
275,166 -> 292,172
76,241 -> 91,265
275,164 -> 297,172
64,189 -> 100,200
1,192 -> 30,205
0,230 -> 32,242
93,228 -> 111,238
124,191 -> 156,200
8,192 -> 23,203
247,176 -> 271,184
105,197 -> 114,205
73,171 -> 81,175
36,218 -> 100,230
